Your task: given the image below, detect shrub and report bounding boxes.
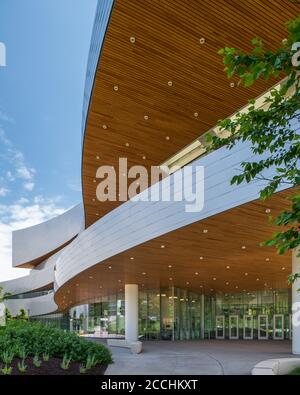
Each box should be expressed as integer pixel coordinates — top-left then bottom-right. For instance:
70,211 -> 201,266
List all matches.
42,352 -> 50,362
0,320 -> 112,365
60,354 -> 71,370
17,359 -> 27,373
1,350 -> 14,364
1,365 -> 12,375
33,355 -> 41,368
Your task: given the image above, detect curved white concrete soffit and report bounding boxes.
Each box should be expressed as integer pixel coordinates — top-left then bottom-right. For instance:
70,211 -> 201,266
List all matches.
12,203 -> 84,267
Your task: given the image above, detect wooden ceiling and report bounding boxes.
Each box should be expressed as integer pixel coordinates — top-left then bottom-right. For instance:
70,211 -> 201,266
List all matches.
55,188 -> 294,310
82,0 -> 300,227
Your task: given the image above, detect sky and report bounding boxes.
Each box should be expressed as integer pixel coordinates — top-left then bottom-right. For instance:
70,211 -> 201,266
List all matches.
0,0 -> 97,281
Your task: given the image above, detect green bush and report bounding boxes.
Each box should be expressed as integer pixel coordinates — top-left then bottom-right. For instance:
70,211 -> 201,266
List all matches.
0,320 -> 112,365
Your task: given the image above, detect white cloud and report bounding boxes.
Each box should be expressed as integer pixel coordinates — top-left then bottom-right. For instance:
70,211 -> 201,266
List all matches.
0,187 -> 9,197
0,129 -> 36,191
0,128 -> 11,146
23,182 -> 34,191
0,196 -> 67,281
17,166 -> 35,180
0,108 -> 14,124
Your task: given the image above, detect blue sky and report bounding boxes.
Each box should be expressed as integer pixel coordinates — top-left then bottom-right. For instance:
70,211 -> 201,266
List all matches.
0,0 -> 97,280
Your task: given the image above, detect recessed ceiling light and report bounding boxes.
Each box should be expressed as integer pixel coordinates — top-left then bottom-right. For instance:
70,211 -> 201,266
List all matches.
125,142 -> 130,147
203,229 -> 208,234
118,280 -> 121,283
282,267 -> 286,271
245,272 -> 249,276
199,37 -> 206,44
96,156 -> 100,160
169,278 -> 173,281
114,85 -> 119,91
226,282 -> 229,285
108,266 -> 112,269
226,266 -> 230,269
89,276 -> 93,279
142,272 -> 146,276
144,115 -> 149,120
102,124 -> 107,129
130,36 -> 136,43
168,80 -> 173,87
200,285 -> 203,288
142,155 -> 146,160
130,257 -> 134,260
210,289 -> 214,292
242,246 -> 246,250
161,245 -> 165,249
194,112 -> 199,118
235,286 -> 239,289
256,278 -> 260,281
195,272 -> 199,275
76,284 -> 79,287
265,209 -> 271,214
186,282 -> 190,285
213,277 -> 217,281
265,258 -> 270,262
165,136 -> 170,141
93,179 -> 96,183
199,256 -> 204,260
168,265 -> 172,268
99,286 -> 102,289
230,82 -> 235,88
92,198 -> 95,202
96,213 -> 99,216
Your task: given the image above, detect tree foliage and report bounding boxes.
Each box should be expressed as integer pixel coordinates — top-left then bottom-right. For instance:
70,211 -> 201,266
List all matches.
206,14 -> 300,283
0,286 -> 11,303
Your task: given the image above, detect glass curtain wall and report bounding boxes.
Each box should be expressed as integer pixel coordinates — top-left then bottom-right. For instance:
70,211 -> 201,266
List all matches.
63,288 -> 291,340
205,289 -> 291,340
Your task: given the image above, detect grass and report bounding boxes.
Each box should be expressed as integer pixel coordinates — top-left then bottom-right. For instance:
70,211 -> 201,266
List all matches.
289,367 -> 300,375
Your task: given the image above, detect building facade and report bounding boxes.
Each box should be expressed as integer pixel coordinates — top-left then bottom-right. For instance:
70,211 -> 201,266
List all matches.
2,0 -> 300,353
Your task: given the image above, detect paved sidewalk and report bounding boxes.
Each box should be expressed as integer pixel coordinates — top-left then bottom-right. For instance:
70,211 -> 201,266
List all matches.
91,339 -> 294,375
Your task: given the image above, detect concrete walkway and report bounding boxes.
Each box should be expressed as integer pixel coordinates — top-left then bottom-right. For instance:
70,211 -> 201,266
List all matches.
91,339 -> 295,375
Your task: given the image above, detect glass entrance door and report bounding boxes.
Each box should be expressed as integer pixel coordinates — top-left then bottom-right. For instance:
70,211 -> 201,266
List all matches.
258,315 -> 268,340
216,315 -> 225,339
243,315 -> 253,340
273,314 -> 284,340
229,315 -> 239,339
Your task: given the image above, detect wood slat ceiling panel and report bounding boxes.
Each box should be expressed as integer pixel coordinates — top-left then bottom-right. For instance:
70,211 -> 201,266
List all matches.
82,0 -> 300,226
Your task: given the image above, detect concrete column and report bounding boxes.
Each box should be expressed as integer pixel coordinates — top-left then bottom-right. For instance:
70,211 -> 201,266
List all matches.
292,248 -> 300,354
125,284 -> 139,342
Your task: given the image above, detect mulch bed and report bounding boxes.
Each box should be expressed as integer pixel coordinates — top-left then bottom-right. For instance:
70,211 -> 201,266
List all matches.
2,357 -> 107,375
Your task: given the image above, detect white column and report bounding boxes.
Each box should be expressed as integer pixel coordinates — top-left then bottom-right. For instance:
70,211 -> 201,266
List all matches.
292,248 -> 300,354
125,284 -> 139,342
